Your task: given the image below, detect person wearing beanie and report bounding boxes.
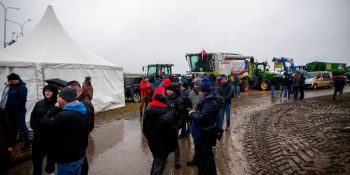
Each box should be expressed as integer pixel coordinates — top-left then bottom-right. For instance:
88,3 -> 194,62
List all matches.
143,93 -> 177,175
199,77 -> 211,92
188,77 -> 219,174
39,87 -> 89,175
66,80 -> 94,175
217,75 -> 233,130
179,82 -> 192,139
166,84 -> 186,169
5,73 -> 30,150
82,76 -> 93,100
30,84 -> 58,175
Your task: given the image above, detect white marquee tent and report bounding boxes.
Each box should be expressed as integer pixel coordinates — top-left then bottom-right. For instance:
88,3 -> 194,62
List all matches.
0,5 -> 125,122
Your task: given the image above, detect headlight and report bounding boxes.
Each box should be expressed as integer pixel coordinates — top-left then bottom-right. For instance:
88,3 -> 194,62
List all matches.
305,78 -> 312,84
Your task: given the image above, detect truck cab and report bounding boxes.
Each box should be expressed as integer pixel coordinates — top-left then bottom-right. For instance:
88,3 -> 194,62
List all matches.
186,52 -> 253,91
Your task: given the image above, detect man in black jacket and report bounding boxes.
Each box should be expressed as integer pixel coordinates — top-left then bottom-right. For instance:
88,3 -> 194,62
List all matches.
67,80 -> 94,175
143,93 -> 177,175
30,84 -> 58,175
333,75 -> 346,100
189,77 -> 219,175
40,87 -> 89,175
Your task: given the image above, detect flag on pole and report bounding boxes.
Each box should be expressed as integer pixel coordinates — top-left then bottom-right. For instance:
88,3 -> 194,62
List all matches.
201,49 -> 206,61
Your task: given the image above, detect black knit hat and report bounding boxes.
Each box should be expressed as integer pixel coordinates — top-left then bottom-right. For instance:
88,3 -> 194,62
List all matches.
58,87 -> 77,102
166,84 -> 178,92
7,73 -> 20,80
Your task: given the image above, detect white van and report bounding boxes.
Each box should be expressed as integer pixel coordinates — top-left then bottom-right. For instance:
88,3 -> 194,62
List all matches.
305,71 -> 333,89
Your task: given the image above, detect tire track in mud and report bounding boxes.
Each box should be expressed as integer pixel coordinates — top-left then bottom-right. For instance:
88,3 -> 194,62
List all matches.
244,97 -> 350,175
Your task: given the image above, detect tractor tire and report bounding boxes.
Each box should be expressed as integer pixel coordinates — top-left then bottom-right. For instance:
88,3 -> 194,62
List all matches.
132,93 -> 141,103
260,81 -> 269,90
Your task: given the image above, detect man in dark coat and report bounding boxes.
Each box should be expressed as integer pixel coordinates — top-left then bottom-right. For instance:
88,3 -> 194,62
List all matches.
189,77 -> 219,175
143,93 -> 177,175
5,73 -> 30,149
40,87 -> 89,175
218,75 -> 233,130
166,84 -> 186,169
30,84 -> 58,175
179,82 -> 191,138
333,76 -> 346,100
67,80 -> 95,175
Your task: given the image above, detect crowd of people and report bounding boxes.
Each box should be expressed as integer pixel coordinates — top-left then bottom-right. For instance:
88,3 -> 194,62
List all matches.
0,73 -> 94,175
0,71 -> 347,175
140,74 -> 237,175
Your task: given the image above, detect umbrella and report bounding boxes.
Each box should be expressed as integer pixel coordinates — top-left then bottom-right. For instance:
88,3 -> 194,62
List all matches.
45,78 -> 68,88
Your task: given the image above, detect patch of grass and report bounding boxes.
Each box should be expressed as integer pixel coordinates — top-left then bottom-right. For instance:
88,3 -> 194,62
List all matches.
96,102 -> 140,119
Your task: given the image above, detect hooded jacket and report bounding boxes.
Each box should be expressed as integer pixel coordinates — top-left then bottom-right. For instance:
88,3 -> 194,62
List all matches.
30,84 -> 58,132
143,105 -> 177,157
40,101 -> 89,164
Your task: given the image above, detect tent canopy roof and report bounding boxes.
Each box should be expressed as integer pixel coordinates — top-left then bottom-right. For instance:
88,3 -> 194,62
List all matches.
0,5 -> 118,67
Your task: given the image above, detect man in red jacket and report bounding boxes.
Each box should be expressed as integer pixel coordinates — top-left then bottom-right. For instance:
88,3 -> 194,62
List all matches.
139,77 -> 151,116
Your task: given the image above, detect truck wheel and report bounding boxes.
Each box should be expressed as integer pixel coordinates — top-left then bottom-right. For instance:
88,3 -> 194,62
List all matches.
260,81 -> 269,90
313,84 -> 317,90
133,93 -> 141,103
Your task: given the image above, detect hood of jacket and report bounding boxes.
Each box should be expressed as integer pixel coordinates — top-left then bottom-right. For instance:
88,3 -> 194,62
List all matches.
43,84 -> 58,104
63,101 -> 87,115
10,81 -> 26,87
145,106 -> 168,120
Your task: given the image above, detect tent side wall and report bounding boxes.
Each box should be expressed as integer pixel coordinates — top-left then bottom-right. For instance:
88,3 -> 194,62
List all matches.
44,63 -> 125,113
1,62 -> 125,123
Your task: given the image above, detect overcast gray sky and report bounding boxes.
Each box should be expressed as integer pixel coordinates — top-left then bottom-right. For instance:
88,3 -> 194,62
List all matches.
1,0 -> 350,73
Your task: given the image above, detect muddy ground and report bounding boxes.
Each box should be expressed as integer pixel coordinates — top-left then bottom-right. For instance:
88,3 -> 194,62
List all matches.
9,85 -> 350,175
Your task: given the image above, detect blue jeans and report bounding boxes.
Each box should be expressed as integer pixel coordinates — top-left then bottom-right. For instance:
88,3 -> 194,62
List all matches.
218,103 -> 231,129
270,85 -> 275,97
281,86 -> 288,98
57,156 -> 85,175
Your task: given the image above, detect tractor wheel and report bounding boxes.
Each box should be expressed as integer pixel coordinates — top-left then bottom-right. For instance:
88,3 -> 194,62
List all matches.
132,93 -> 141,103
260,81 -> 269,90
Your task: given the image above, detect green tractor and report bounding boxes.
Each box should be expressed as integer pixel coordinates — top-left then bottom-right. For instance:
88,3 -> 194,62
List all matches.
248,59 -> 276,90
143,64 -> 174,78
